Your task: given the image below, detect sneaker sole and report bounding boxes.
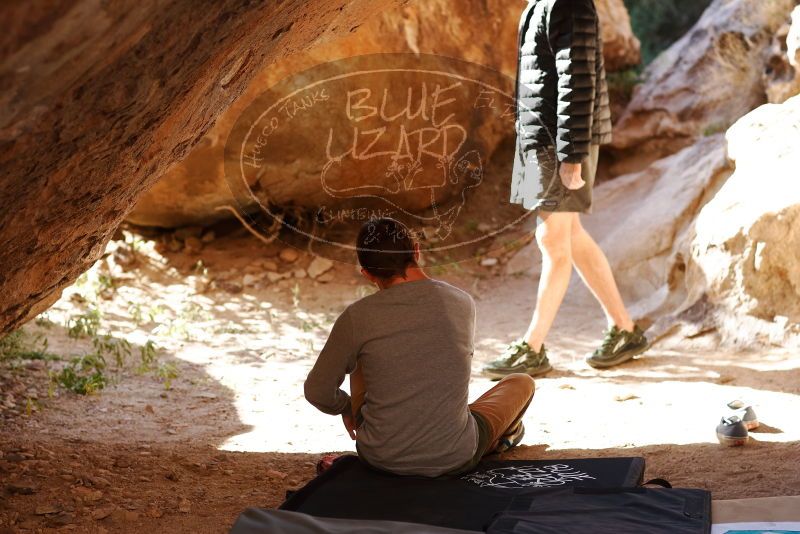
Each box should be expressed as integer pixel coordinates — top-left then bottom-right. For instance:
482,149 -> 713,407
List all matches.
717,432 -> 748,447
586,342 -> 649,369
482,362 -> 552,381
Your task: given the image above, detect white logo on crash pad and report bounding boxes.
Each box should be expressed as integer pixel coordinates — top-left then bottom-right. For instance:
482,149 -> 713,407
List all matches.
463,464 -> 596,489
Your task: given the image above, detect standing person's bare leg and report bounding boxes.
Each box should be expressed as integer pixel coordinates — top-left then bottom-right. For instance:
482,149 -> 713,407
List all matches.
569,214 -> 634,331
523,212 -> 575,352
568,214 -> 649,368
483,211 -> 573,379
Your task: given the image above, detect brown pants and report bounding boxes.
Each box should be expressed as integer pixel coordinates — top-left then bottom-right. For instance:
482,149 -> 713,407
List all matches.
469,373 -> 535,455
350,369 -> 535,461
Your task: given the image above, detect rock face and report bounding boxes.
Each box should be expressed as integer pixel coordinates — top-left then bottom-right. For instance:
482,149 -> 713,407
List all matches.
608,0 -> 796,176
765,5 -> 800,104
127,0 -> 641,228
679,95 -> 800,344
0,0 -> 405,335
596,0 -> 642,71
587,96 -> 800,347
588,136 -> 733,314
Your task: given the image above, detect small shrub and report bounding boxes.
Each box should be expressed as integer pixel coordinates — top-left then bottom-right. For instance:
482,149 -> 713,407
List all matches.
53,353 -> 107,395
137,340 -> 159,372
156,362 -> 179,390
35,314 -> 55,329
66,309 -> 102,339
0,329 -> 58,362
0,330 -> 25,361
93,335 -> 132,367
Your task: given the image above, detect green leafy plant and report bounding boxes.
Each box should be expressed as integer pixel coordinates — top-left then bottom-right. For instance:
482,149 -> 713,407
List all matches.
35,314 -> 55,329
212,322 -> 254,335
155,362 -> 179,390
97,273 -> 116,295
92,334 -> 132,367
137,340 -> 159,372
53,353 -> 107,395
0,329 -> 58,362
66,309 -> 102,339
0,330 -> 25,361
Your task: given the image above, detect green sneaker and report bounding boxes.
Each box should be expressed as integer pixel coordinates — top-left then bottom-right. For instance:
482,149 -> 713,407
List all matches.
482,341 -> 552,380
586,325 -> 648,369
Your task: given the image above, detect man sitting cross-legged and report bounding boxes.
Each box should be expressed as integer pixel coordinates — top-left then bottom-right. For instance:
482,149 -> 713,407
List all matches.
304,217 -> 535,477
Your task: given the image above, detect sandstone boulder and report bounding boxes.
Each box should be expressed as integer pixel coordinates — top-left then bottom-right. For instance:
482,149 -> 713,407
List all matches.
586,95 -> 800,348
127,0 -> 641,228
588,135 -> 733,315
0,0 -> 405,335
765,5 -> 800,104
608,0 -> 796,176
596,0 -> 642,71
677,94 -> 800,345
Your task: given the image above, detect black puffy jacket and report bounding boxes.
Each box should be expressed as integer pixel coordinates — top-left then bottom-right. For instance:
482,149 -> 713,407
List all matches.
516,0 -> 612,163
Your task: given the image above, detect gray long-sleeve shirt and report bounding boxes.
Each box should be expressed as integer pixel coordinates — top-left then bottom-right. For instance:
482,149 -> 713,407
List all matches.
304,279 -> 478,477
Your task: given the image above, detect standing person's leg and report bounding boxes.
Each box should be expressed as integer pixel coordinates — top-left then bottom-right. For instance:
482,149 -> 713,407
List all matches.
482,211 -> 573,379
570,216 -> 634,331
470,374 -> 535,455
523,212 -> 575,352
565,146 -> 648,369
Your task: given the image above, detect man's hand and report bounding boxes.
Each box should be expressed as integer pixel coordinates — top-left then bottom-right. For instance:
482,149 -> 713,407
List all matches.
560,162 -> 585,190
342,412 -> 357,440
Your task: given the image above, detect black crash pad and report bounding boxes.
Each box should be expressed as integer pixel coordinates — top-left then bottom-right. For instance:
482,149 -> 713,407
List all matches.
280,455 -> 646,531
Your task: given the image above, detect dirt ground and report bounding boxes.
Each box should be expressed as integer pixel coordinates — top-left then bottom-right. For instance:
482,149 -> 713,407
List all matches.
2,145 -> 800,532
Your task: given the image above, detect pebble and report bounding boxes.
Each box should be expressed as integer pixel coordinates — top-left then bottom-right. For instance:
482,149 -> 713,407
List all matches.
307,257 -> 334,278
266,469 -> 288,480
279,247 -> 299,263
243,274 -> 261,286
178,498 -> 192,513
260,260 -> 279,271
35,504 -> 60,515
217,280 -> 243,294
293,269 -> 308,279
480,258 -> 499,267
266,272 -> 291,283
